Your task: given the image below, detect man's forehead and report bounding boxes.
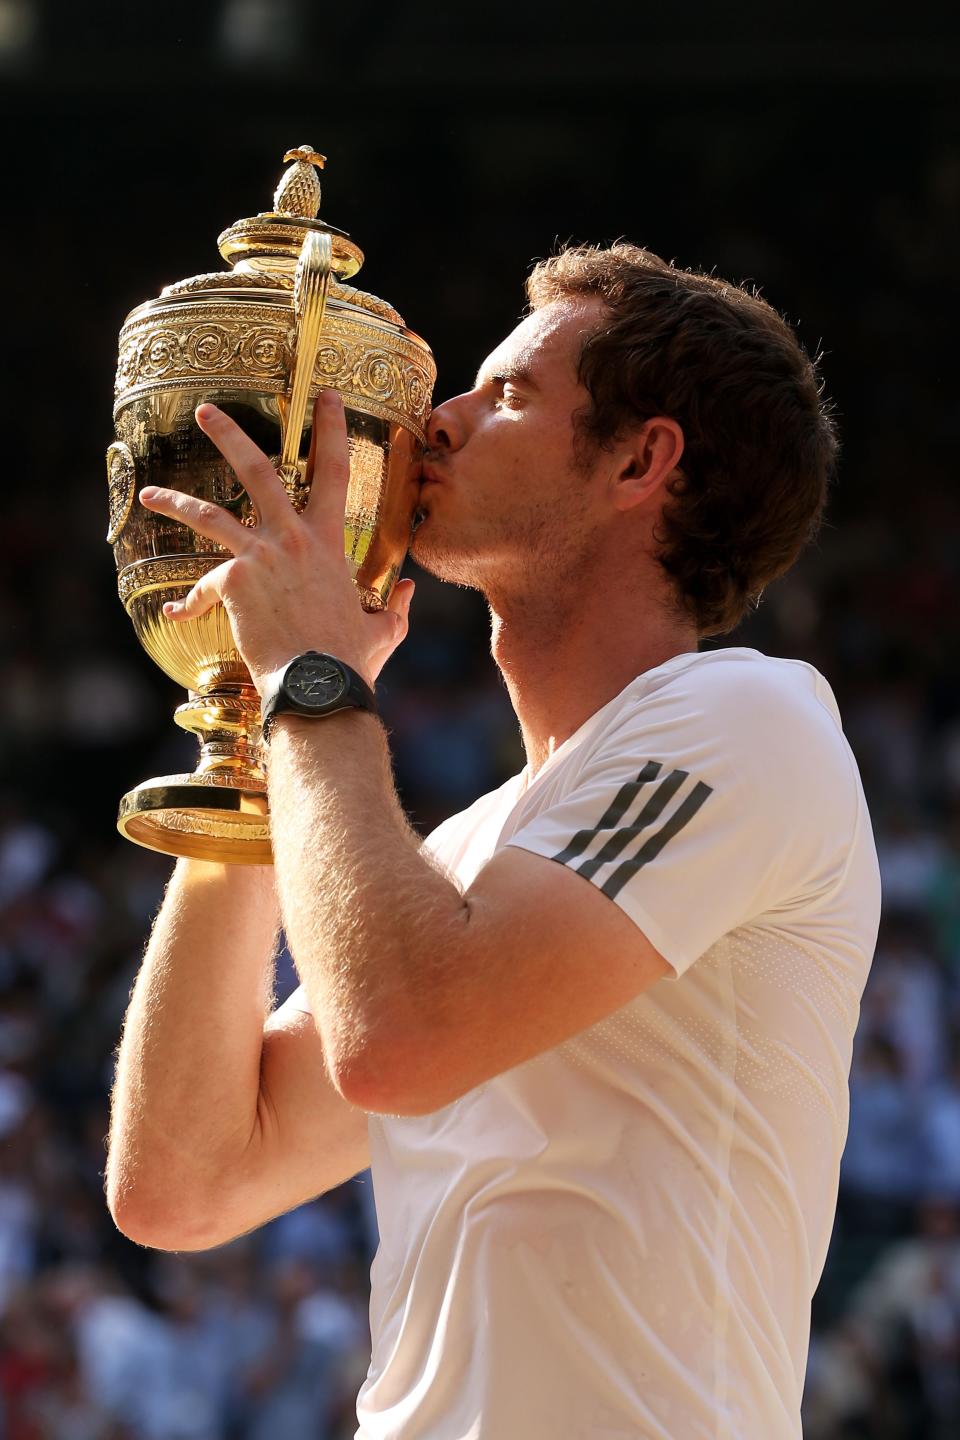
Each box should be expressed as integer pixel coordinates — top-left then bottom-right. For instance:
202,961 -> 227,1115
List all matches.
474,298 -> 602,388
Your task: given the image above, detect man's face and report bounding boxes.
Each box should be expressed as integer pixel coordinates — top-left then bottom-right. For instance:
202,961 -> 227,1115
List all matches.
410,297 -> 611,598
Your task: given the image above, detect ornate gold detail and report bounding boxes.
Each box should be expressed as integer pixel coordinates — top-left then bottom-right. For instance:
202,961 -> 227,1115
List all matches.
160,271 -> 402,324
118,555 -> 219,610
348,435 -> 387,513
282,145 -> 327,168
175,692 -> 263,719
216,217 -> 364,279
275,462 -> 310,514
148,766 -> 265,791
275,145 -> 326,217
279,231 -> 333,485
105,442 -> 137,543
163,270 -> 286,297
153,810 -> 270,840
332,282 -> 402,325
356,583 -> 387,612
115,302 -> 434,441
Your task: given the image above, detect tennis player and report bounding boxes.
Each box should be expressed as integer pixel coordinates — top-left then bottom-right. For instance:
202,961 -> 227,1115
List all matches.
108,243 -> 881,1439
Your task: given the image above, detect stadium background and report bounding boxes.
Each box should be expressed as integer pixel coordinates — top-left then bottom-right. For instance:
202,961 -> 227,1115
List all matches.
1,1 -> 959,1434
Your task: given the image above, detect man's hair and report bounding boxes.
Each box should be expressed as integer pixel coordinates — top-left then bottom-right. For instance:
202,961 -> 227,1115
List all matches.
526,243 -> 838,636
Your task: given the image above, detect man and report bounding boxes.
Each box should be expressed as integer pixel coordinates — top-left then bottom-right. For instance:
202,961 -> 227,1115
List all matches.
108,243 -> 881,1439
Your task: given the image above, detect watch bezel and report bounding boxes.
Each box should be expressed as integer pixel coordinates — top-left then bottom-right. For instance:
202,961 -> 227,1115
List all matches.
281,652 -> 350,712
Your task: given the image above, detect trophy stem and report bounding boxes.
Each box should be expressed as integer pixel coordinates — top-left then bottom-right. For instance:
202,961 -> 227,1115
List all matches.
117,682 -> 272,864
174,683 -> 266,783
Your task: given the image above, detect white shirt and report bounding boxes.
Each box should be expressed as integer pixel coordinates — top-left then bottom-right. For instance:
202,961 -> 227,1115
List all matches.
302,647 -> 882,1439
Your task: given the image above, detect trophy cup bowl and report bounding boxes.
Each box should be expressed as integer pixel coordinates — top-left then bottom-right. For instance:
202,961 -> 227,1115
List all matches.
108,147 -> 436,864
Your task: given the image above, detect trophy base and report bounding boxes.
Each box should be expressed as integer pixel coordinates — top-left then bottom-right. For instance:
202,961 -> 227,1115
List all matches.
117,774 -> 271,864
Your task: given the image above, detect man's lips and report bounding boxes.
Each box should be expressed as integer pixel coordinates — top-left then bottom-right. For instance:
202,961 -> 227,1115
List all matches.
413,465 -> 442,530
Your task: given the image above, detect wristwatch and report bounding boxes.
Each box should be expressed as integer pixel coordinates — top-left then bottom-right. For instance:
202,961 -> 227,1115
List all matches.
259,651 -> 378,743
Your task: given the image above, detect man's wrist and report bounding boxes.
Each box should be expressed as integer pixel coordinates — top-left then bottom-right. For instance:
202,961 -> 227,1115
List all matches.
259,651 -> 379,744
266,708 -> 382,743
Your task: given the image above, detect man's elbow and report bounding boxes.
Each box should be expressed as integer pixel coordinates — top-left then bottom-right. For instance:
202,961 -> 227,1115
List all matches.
106,1171 -> 236,1253
332,1037 -> 460,1118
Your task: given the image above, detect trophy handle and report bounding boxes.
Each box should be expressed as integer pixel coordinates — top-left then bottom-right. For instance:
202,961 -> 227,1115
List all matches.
278,229 -> 334,504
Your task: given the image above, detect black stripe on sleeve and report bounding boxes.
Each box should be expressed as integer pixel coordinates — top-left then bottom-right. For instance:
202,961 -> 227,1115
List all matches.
599,780 -> 713,901
575,768 -> 689,881
550,760 -> 663,867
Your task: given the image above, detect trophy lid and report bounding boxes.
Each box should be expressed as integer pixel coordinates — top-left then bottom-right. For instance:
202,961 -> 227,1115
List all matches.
156,146 -> 405,325
216,145 -> 364,280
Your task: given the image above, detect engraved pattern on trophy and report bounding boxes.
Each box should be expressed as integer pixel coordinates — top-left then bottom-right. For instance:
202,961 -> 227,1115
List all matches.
115,305 -> 434,440
161,269 -> 404,324
117,556 -> 222,609
105,442 -> 137,543
107,145 -> 435,863
330,282 -> 403,324
151,812 -> 271,844
345,434 -> 388,578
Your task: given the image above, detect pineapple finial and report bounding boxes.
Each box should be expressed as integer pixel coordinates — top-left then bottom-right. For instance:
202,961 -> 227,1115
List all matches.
274,146 -> 327,219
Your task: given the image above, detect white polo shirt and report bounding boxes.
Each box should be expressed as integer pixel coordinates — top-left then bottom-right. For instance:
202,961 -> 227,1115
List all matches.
302,647 -> 882,1439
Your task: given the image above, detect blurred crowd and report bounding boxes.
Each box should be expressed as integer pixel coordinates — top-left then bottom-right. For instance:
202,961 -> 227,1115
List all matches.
3,10 -> 960,1431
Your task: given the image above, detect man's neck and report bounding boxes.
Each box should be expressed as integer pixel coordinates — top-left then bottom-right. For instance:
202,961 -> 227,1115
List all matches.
488,584 -> 699,777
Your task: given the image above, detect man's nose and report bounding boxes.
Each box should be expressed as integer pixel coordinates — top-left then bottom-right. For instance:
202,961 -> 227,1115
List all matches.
425,393 -> 471,454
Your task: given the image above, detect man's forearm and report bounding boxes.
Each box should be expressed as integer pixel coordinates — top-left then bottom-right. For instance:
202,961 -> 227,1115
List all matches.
107,858 -> 279,1241
268,710 -> 469,1103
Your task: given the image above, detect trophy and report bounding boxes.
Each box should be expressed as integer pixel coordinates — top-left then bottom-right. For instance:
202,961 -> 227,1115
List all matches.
108,146 -> 436,864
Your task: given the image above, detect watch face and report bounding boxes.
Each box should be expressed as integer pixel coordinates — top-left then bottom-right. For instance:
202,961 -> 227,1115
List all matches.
285,654 -> 347,709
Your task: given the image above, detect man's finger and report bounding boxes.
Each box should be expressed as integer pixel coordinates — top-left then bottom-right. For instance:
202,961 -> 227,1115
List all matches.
384,578 -> 415,644
195,404 -> 296,529
139,485 -> 247,551
161,566 -> 227,622
304,390 -> 351,533
365,579 -> 416,680
388,578 -> 416,626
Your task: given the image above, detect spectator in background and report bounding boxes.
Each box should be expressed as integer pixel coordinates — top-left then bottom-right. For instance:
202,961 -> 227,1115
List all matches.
922,1037 -> 960,1201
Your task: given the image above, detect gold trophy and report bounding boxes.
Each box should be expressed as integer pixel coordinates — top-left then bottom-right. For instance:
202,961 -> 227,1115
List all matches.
108,146 -> 436,864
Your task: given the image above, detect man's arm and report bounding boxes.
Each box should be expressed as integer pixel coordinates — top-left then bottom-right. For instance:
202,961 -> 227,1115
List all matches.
268,712 -> 670,1118
106,858 -> 369,1252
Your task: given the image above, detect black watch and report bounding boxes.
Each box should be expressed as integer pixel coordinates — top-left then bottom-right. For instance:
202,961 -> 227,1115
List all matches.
259,651 -> 378,743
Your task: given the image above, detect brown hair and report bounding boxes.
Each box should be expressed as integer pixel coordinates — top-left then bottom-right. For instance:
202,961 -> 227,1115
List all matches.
526,243 -> 838,636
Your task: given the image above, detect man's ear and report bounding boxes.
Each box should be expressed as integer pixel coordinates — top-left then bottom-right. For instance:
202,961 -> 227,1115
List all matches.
610,418 -> 684,512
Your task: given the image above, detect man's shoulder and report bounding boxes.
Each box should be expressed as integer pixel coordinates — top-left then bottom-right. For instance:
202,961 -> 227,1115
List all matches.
636,645 -> 838,711
579,647 -> 869,876
600,647 -> 848,769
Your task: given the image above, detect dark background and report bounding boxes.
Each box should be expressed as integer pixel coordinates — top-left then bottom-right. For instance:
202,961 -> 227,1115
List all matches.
0,2 -> 958,1436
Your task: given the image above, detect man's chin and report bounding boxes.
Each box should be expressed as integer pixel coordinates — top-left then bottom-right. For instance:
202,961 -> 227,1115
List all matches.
408,524 -> 485,591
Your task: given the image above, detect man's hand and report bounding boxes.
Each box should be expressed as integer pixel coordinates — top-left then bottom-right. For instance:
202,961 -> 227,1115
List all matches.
138,390 -> 414,691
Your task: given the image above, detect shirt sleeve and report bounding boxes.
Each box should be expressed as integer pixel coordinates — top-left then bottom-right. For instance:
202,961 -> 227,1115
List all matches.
504,659 -> 860,978
283,983 -> 313,1014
